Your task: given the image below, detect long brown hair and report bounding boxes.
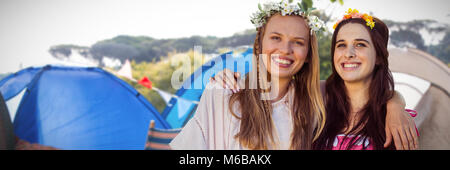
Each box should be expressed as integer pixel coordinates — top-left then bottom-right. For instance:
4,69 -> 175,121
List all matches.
229,14 -> 326,150
314,17 -> 395,150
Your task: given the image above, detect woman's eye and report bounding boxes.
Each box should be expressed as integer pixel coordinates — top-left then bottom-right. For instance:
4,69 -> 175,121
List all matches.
337,43 -> 346,48
294,41 -> 304,46
271,36 -> 281,41
356,43 -> 366,47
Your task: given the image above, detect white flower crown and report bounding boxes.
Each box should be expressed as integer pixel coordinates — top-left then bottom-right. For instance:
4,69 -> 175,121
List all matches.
250,0 -> 326,35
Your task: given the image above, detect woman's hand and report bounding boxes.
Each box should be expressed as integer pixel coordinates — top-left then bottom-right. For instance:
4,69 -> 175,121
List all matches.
384,91 -> 419,150
209,69 -> 241,93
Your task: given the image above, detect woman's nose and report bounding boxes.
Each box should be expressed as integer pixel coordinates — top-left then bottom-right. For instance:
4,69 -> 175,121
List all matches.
278,41 -> 293,55
345,46 -> 356,59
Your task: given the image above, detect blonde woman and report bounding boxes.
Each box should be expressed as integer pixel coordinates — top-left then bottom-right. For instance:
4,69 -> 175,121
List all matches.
170,0 -> 326,149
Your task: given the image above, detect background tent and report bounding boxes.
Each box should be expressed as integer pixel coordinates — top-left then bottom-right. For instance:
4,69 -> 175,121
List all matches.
388,48 -> 450,149
162,48 -> 253,128
0,65 -> 170,150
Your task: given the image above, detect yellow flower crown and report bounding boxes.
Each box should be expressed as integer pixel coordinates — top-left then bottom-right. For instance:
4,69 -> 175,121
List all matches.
333,8 -> 375,30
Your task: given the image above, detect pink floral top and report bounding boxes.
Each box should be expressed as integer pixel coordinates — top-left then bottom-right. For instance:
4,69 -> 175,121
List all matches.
332,109 -> 419,150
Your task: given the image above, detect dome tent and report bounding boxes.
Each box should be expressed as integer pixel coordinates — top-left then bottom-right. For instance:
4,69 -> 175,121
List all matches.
0,65 -> 170,150
388,48 -> 450,149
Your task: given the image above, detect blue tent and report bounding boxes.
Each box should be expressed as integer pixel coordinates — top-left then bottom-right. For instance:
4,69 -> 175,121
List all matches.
162,48 -> 254,128
0,65 -> 170,150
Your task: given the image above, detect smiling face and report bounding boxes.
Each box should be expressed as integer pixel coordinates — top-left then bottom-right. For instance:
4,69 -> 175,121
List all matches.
333,23 -> 377,84
260,14 -> 310,81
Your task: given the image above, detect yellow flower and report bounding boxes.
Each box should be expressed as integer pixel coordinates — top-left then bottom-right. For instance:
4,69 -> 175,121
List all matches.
333,23 -> 338,29
347,8 -> 353,14
347,8 -> 359,14
366,21 -> 375,29
362,13 -> 369,20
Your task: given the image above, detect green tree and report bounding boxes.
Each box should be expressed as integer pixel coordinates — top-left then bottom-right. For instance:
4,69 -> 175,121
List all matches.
317,32 -> 333,80
48,44 -> 89,59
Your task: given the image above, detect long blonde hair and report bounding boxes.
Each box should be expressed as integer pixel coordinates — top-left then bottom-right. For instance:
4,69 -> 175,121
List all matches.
229,14 -> 326,150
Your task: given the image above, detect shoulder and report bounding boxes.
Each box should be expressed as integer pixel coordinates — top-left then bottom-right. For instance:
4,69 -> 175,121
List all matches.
205,80 -> 230,91
202,81 -> 233,99
194,81 -> 234,120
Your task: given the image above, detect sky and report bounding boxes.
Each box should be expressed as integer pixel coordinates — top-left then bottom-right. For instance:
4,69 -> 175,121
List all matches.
0,0 -> 449,74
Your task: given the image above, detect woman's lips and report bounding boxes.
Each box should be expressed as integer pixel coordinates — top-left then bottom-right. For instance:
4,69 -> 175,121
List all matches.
341,62 -> 361,71
272,56 -> 294,68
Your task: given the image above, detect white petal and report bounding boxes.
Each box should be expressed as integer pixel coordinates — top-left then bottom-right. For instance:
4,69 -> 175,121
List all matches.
364,139 -> 370,147
333,136 -> 339,147
356,139 -> 364,146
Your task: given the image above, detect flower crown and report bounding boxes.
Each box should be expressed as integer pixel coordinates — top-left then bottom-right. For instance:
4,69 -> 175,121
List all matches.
250,0 -> 326,35
333,8 -> 375,30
